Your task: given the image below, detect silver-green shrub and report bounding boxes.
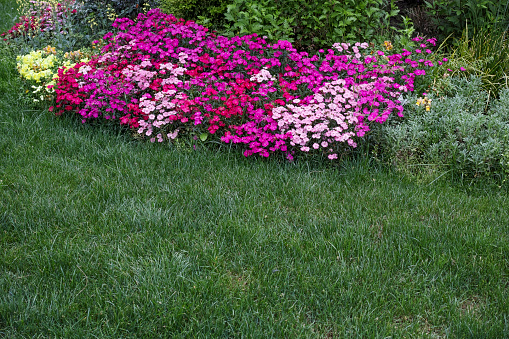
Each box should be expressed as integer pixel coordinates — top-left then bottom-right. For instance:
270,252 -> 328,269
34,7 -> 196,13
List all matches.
380,76 -> 509,178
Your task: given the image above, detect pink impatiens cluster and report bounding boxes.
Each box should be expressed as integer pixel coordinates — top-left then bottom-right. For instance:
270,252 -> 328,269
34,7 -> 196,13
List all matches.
51,8 -> 439,160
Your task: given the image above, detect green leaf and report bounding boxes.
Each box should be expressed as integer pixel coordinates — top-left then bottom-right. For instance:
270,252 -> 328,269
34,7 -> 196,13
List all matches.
224,12 -> 235,22
389,9 -> 399,17
199,133 -> 208,142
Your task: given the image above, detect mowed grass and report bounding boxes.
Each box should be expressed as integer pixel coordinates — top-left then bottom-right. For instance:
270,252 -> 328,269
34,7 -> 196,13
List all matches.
1,2 -> 509,337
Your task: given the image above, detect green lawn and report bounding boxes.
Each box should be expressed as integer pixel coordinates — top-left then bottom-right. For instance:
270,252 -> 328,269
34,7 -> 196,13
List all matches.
1,1 -> 508,337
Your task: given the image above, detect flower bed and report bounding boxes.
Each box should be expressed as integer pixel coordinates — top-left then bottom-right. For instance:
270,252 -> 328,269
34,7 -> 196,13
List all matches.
12,7 -> 438,160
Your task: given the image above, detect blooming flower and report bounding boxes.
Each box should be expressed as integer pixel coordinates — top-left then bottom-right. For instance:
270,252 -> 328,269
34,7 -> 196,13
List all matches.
46,8 -> 438,160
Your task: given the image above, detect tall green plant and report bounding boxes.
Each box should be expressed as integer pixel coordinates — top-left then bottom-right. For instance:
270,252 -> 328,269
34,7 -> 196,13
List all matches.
424,0 -> 509,42
454,26 -> 509,96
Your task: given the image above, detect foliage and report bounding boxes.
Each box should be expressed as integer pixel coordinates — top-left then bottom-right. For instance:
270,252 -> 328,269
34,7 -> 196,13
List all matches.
379,76 -> 509,178
424,0 -> 509,41
220,0 -> 404,52
158,0 -> 230,30
158,0 -> 196,18
223,0 -> 294,43
16,0 -> 63,17
388,15 -> 417,51
448,26 -> 509,97
49,9 -> 437,161
70,0 -> 158,40
3,0 -> 163,55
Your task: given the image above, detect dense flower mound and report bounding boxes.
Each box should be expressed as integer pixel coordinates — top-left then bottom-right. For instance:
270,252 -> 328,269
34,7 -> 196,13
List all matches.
52,8 -> 438,159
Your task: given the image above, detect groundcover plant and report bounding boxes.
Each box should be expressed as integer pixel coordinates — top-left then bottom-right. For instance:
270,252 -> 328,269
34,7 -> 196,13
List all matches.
6,6 -> 440,160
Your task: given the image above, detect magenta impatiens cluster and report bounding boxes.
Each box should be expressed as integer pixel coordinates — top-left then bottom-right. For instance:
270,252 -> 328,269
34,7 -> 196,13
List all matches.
51,8 -> 438,160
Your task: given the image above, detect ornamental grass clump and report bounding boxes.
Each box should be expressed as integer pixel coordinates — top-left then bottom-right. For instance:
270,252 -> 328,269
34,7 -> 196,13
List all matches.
50,8 -> 439,160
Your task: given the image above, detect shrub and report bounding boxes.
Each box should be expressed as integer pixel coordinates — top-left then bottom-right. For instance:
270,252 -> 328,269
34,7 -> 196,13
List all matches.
380,76 -> 509,178
222,0 -> 294,43
221,0 -> 404,52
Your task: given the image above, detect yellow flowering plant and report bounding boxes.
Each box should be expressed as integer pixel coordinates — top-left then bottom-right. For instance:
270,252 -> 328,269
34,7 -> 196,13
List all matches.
16,47 -> 58,83
16,45 -> 91,103
16,46 -> 59,102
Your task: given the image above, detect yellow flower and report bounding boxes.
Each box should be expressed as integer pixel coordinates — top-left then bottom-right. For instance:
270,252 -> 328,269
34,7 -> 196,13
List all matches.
416,96 -> 432,110
384,41 -> 393,51
16,49 -> 60,82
